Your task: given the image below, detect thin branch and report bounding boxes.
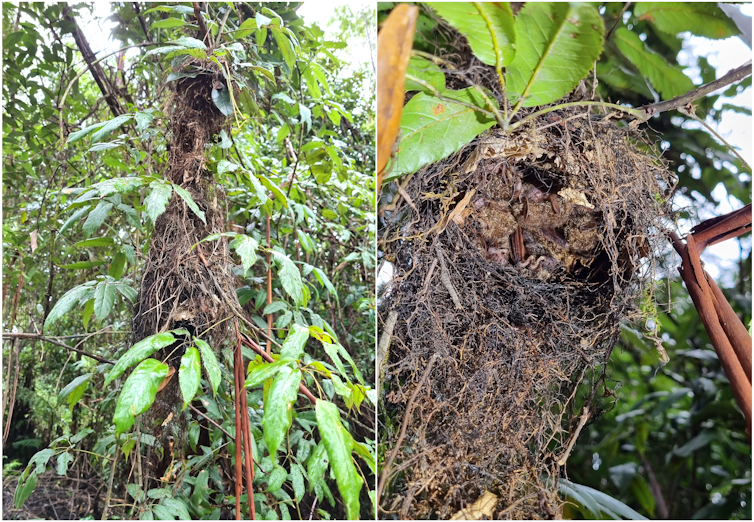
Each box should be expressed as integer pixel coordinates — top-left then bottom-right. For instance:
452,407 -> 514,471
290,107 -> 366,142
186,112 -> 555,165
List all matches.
2,333 -> 115,365
640,61 -> 752,120
188,403 -> 234,441
679,104 -> 751,172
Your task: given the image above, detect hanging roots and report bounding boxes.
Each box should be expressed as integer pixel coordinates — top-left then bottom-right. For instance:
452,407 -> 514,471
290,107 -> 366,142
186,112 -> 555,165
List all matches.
379,105 -> 677,519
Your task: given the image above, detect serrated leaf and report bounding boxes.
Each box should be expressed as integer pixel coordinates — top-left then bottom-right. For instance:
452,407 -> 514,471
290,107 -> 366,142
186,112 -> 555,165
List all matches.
389,88 -> 495,182
91,114 -> 133,143
94,281 -> 117,321
634,3 -> 739,40
56,452 -> 73,476
428,2 -> 515,67
179,346 -> 201,409
82,201 -> 113,237
113,358 -> 169,435
230,234 -> 259,272
613,27 -> 695,100
172,184 -> 206,224
405,56 -> 446,93
507,3 -> 604,108
271,251 -> 309,307
211,85 -> 233,116
262,365 -> 301,455
45,283 -> 93,329
266,465 -> 287,492
194,338 -> 221,396
104,332 -> 177,387
280,324 -> 309,361
58,373 -> 92,412
145,181 -> 172,223
315,400 -> 363,520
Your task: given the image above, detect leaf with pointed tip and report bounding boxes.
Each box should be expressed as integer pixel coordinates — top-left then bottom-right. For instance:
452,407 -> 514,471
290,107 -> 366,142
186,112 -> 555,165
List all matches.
172,184 -> 206,224
230,234 -> 259,272
94,281 -> 117,321
194,338 -> 221,396
145,181 -> 172,223
45,283 -> 96,329
104,332 -> 177,387
91,114 -> 133,143
263,365 -> 301,455
179,346 -> 201,409
82,201 -> 113,237
280,324 -> 309,361
113,359 -> 169,435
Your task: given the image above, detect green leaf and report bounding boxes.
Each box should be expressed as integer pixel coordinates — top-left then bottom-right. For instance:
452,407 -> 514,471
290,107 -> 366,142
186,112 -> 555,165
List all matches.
405,56 -> 446,93
161,498 -> 191,520
169,36 -> 207,49
45,283 -> 94,329
113,358 -> 169,434
82,298 -> 94,330
559,479 -> 648,520
151,18 -> 187,30
299,103 -> 312,131
66,121 -> 107,143
272,27 -> 295,70
428,2 -> 515,67
307,441 -> 328,491
258,174 -> 289,208
246,359 -> 292,388
289,463 -> 305,501
59,260 -> 106,270
266,464 -> 287,492
311,267 -> 336,295
14,470 -> 37,509
109,253 -> 127,279
634,3 -> 739,40
58,373 -> 92,412
271,251 -> 309,307
91,114 -> 133,143
211,84 -> 233,116
236,18 -> 256,39
631,476 -> 656,517
673,430 -> 716,457
59,206 -> 90,234
263,301 -> 288,315
262,365 -> 301,455
613,27 -> 694,100
179,346 -> 201,409
74,237 -> 114,248
217,159 -> 239,175
113,282 -> 138,303
56,452 -> 73,476
315,400 -> 363,520
94,281 -> 117,321
82,201 -> 113,237
280,324 -> 309,361
194,338 -> 221,396
389,88 -> 495,182
230,234 -> 259,272
104,331 -> 178,387
507,3 -> 604,107
172,184 -> 206,224
145,181 -> 172,223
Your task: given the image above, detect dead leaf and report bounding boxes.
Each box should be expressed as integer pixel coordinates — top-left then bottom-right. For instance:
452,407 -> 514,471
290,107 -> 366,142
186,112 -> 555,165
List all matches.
30,230 -> 38,253
157,366 -> 176,392
376,4 -> 418,193
450,490 -> 498,520
558,187 -> 594,209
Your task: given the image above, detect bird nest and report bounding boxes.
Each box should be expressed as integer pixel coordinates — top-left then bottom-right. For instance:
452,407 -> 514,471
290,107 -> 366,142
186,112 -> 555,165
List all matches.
378,106 -> 676,519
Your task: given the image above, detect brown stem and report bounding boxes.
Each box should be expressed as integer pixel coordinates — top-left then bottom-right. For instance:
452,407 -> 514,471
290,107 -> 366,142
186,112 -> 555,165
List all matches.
706,272 -> 752,383
638,453 -> 669,519
236,323 -> 256,519
690,203 -> 751,250
192,2 -> 208,42
266,214 -> 273,354
240,334 -> 318,405
641,62 -> 752,120
233,341 -> 243,520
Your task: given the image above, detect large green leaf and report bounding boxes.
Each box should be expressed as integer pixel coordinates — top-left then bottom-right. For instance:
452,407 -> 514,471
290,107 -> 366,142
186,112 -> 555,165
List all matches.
58,373 -> 92,412
271,251 -> 309,307
389,88 -> 495,181
45,282 -> 96,329
104,331 -> 178,387
211,85 -> 233,116
66,121 -> 107,143
59,206 -> 89,234
280,324 -> 309,361
172,184 -> 206,224
179,346 -> 201,409
145,181 -> 172,223
93,281 -> 117,321
230,234 -> 259,272
405,56 -> 446,93
315,400 -> 363,520
194,338 -> 221,396
427,3 -> 515,67
113,358 -> 169,435
262,365 -> 301,455
507,3 -> 604,108
82,201 -> 113,237
613,27 -> 695,100
91,114 -> 133,143
634,3 -> 740,40
559,479 -> 648,520
271,27 -> 295,70
14,470 -> 37,508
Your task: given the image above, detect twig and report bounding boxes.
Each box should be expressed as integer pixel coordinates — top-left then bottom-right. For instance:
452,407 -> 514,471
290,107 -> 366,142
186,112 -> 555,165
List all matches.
2,333 -> 115,365
377,311 -> 398,390
679,104 -> 751,172
435,243 -> 462,309
192,2 -> 208,42
557,406 -> 590,466
188,403 -> 234,441
101,439 -> 120,520
377,353 -> 439,509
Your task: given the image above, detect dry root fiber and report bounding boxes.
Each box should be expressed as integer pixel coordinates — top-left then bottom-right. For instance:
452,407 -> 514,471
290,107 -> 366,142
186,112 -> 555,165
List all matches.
131,67 -> 239,480
379,107 -> 676,519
